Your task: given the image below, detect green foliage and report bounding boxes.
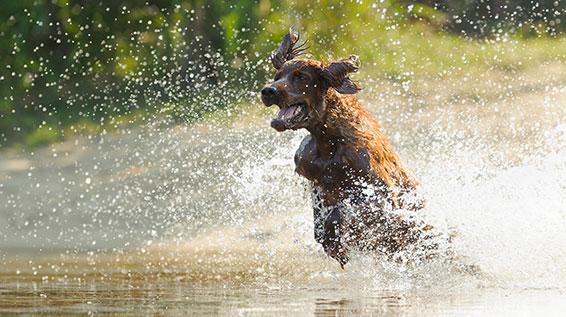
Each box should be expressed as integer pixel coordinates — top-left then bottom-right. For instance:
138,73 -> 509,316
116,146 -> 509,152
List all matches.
0,0 -> 564,148
431,0 -> 566,36
24,125 -> 61,148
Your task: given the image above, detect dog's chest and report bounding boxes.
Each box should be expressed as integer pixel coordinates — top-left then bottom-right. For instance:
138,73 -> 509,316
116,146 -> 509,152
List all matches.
294,135 -> 324,181
294,135 -> 371,188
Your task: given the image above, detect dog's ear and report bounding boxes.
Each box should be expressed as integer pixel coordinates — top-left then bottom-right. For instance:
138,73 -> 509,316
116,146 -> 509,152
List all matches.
271,29 -> 308,69
334,78 -> 360,94
322,55 -> 361,94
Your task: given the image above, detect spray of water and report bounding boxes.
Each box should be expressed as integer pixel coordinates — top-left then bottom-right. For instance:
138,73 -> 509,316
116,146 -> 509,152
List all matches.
1,4 -> 566,304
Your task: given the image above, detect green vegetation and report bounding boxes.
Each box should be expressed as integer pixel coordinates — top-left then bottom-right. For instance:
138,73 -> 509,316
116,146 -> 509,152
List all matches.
0,0 -> 564,148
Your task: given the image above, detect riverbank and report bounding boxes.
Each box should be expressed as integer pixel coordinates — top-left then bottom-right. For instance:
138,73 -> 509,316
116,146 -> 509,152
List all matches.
2,32 -> 565,150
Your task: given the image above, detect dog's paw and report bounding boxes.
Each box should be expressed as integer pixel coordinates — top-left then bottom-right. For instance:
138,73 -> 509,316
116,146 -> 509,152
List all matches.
323,239 -> 349,268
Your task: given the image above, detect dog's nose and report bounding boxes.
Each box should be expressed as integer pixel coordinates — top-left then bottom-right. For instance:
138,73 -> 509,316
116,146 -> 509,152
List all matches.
261,86 -> 277,96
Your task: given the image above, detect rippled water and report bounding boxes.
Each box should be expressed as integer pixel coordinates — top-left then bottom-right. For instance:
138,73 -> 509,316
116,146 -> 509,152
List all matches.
1,71 -> 566,315
2,278 -> 566,316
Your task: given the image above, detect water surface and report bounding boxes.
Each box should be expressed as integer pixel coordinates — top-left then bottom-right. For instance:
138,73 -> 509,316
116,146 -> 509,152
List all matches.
1,68 -> 566,315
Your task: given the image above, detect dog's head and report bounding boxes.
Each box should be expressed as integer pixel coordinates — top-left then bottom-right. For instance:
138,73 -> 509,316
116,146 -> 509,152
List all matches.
261,31 -> 360,132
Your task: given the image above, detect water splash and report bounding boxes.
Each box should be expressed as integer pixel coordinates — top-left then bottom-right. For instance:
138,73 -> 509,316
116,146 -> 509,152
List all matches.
421,124 -> 566,288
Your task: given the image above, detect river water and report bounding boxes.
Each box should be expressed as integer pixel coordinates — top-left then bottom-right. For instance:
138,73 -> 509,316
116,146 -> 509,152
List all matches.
1,72 -> 566,315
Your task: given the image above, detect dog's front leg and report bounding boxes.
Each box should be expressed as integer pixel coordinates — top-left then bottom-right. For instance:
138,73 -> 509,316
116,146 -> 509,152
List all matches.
295,135 -> 329,181
320,204 -> 349,269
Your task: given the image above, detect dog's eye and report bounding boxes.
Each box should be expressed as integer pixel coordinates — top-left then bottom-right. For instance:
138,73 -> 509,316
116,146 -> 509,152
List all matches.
295,73 -> 307,81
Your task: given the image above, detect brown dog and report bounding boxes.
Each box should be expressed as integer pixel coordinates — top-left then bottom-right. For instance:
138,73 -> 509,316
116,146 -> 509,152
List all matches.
261,31 -> 435,268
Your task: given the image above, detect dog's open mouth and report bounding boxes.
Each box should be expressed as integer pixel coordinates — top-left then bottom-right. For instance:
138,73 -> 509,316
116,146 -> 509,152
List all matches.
271,103 -> 308,131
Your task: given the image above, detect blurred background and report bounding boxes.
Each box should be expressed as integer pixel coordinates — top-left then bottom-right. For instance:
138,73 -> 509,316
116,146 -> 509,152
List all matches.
1,0 -> 564,148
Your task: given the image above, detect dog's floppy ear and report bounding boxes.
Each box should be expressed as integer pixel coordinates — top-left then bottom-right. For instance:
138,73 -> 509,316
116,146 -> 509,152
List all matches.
322,55 -> 361,94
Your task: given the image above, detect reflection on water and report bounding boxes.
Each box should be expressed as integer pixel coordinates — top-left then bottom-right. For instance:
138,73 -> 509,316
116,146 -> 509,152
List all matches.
1,276 -> 566,316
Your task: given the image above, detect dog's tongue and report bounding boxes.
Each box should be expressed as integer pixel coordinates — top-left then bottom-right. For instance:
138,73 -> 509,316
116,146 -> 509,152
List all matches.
277,105 -> 299,121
